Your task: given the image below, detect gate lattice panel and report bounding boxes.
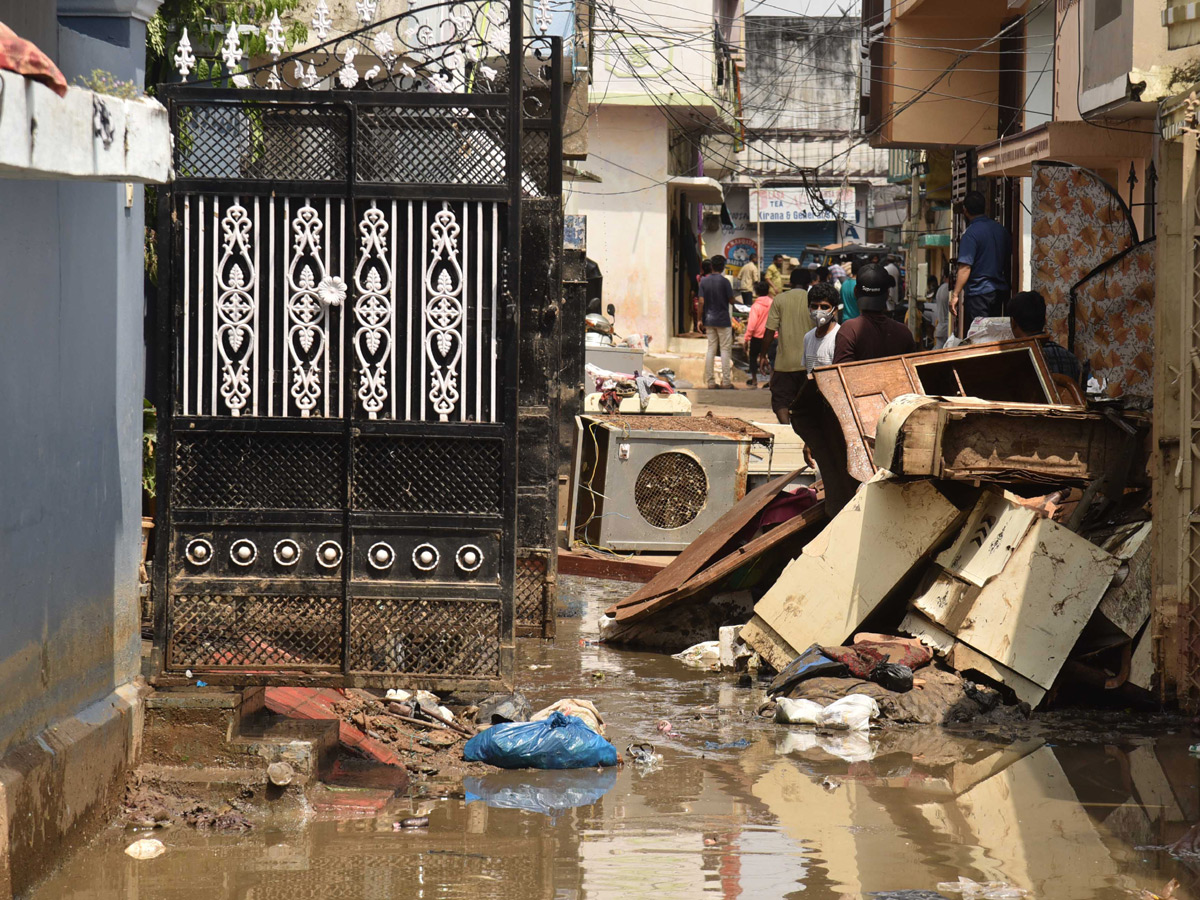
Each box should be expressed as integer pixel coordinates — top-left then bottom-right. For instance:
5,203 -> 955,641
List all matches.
152,7 -> 555,689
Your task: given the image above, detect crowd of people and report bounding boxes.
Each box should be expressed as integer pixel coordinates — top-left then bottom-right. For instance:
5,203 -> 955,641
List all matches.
694,189 -> 1077,425
696,252 -> 914,424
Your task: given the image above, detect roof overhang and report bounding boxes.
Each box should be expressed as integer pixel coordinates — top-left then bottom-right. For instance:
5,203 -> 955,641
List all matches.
975,121 -> 1153,179
668,176 -> 724,204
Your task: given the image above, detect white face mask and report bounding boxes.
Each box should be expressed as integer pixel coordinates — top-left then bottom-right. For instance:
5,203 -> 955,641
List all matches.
811,308 -> 835,327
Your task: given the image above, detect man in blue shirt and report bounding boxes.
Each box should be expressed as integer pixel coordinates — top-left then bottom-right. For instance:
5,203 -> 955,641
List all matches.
950,191 -> 1012,335
700,255 -> 736,389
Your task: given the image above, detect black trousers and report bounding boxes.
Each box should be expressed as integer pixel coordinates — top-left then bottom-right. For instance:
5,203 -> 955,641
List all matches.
747,336 -> 765,379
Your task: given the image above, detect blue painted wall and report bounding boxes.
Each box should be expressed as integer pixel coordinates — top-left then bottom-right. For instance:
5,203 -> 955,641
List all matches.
0,5 -> 149,755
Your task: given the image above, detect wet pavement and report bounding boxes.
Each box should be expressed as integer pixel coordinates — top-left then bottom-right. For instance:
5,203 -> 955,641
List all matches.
27,575 -> 1200,899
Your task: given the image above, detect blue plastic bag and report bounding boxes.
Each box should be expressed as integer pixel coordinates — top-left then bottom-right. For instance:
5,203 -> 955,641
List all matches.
462,711 -> 618,769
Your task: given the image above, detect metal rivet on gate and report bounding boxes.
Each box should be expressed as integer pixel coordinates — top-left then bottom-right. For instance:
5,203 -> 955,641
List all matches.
185,538 -> 213,566
413,543 -> 439,572
369,542 -> 395,570
456,544 -> 483,572
273,540 -> 300,566
317,540 -> 343,568
230,539 -> 258,566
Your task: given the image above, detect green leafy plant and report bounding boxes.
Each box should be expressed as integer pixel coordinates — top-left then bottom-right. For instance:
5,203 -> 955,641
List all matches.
146,1 -> 308,92
76,69 -> 143,99
143,399 -> 158,498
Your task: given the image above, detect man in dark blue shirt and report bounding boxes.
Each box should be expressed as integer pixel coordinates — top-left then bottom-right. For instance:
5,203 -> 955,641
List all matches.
950,191 -> 1012,335
700,255 -> 736,389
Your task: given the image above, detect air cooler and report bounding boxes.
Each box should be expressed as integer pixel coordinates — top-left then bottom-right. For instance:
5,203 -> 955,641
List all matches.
570,415 -> 770,552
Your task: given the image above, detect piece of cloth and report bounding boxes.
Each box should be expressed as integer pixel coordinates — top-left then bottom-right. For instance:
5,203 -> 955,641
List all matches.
802,323 -> 839,372
820,640 -> 933,679
765,263 -> 785,295
704,326 -> 734,386
958,214 -> 1012,297
1041,338 -> 1082,381
739,260 -> 760,293
769,368 -> 807,413
832,312 -> 916,363
766,644 -> 848,697
934,282 -> 950,347
0,23 -> 68,97
744,294 -> 772,342
840,278 -> 859,319
765,287 -> 809,372
962,289 -> 1008,335
699,272 -> 734,327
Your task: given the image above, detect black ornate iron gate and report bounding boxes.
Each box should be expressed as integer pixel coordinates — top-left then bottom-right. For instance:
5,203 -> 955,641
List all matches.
151,7 -> 554,689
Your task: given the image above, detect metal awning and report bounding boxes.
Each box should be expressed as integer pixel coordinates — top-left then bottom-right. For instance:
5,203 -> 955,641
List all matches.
667,176 -> 724,204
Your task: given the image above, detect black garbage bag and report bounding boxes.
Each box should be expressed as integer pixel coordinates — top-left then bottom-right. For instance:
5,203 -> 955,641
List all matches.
476,691 -> 532,725
766,644 -> 849,697
869,662 -> 914,693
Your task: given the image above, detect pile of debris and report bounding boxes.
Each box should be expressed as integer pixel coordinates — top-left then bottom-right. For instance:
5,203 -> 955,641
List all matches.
602,337 -> 1153,716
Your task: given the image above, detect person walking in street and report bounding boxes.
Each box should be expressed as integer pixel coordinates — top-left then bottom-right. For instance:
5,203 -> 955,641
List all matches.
743,279 -> 773,386
950,190 -> 1012,335
700,255 -> 737,390
765,253 -> 786,296
833,263 -> 916,363
739,252 -> 760,304
757,268 -> 812,423
840,263 -> 859,320
933,261 -> 953,348
1008,289 -> 1081,382
802,282 -> 841,372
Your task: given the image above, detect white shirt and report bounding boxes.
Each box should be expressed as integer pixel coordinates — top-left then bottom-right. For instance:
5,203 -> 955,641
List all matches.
885,263 -> 900,311
803,323 -> 840,372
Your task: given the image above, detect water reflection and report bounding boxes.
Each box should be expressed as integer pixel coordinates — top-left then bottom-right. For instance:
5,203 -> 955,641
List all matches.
25,576 -> 1200,900
464,769 -> 618,817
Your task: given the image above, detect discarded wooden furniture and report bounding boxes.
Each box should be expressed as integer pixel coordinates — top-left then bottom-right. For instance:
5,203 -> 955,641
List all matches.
811,337 -> 1062,483
874,396 -> 1150,486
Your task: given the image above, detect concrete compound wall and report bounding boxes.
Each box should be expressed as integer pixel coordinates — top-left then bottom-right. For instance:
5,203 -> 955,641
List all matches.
0,3 -> 154,894
566,105 -> 673,345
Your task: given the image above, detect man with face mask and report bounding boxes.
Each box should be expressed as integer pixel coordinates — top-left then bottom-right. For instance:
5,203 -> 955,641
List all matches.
802,282 -> 841,372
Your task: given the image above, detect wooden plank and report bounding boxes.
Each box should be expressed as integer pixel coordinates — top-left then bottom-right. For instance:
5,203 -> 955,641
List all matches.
738,614 -> 798,673
603,502 -> 827,629
557,549 -> 668,583
942,517 -> 1120,690
745,478 -> 968,666
1093,522 -> 1152,639
603,466 -> 807,616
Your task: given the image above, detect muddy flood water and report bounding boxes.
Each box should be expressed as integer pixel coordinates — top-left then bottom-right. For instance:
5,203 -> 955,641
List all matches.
27,575 -> 1200,899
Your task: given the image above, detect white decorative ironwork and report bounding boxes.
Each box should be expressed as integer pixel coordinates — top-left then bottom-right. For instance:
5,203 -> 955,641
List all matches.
368,542 -> 395,570
317,275 -> 347,308
364,64 -> 381,81
173,28 -> 196,77
536,0 -> 552,35
356,0 -> 377,24
215,203 -> 257,416
354,206 -> 393,419
371,31 -> 395,59
266,11 -> 286,58
424,203 -> 464,422
221,21 -> 243,69
185,538 -> 213,566
456,544 -> 483,572
267,66 -> 282,90
230,538 -> 258,566
231,74 -> 250,88
273,539 -> 300,566
312,0 -> 332,40
286,205 -> 330,417
413,543 -> 440,571
316,540 -> 343,568
338,48 -> 360,88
